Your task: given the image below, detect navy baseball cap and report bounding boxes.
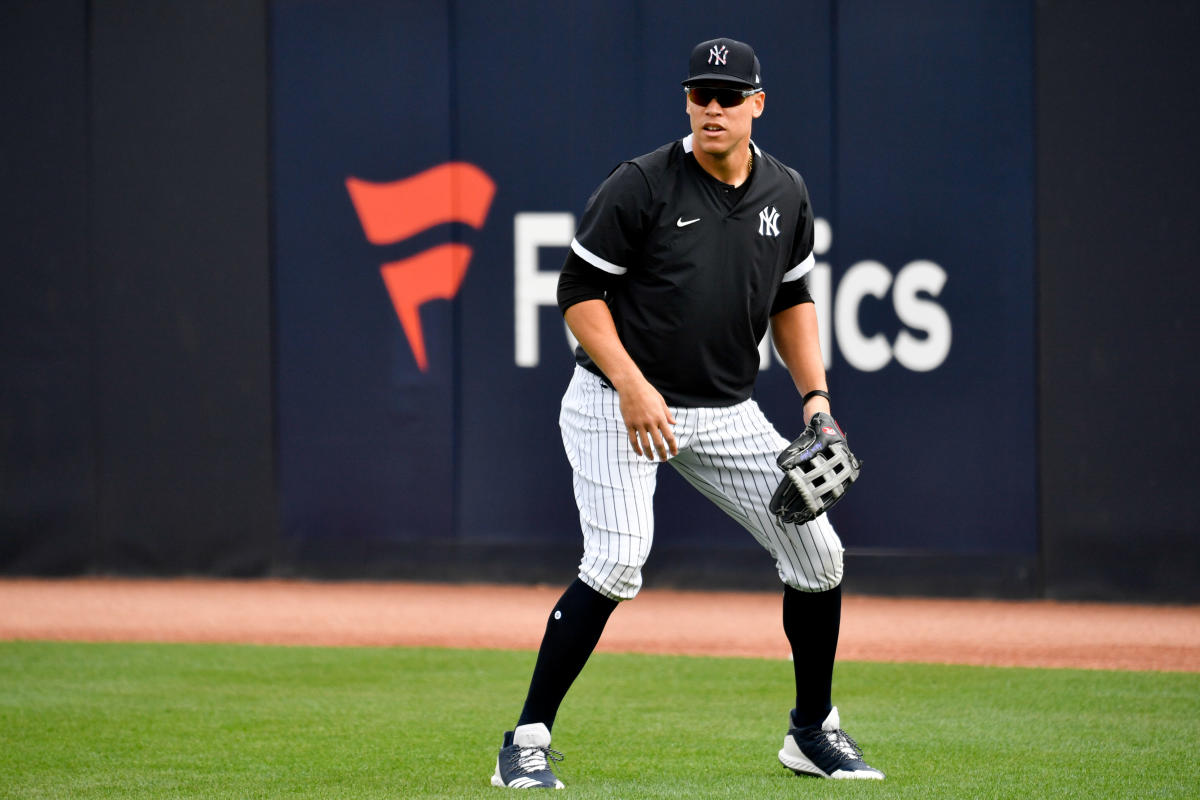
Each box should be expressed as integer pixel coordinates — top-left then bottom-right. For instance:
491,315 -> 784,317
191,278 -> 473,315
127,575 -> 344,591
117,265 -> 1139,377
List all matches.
682,38 -> 762,89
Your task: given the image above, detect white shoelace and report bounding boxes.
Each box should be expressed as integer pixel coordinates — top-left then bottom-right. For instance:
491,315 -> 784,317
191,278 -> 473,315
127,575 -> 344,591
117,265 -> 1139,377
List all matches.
513,745 -> 563,774
824,729 -> 862,759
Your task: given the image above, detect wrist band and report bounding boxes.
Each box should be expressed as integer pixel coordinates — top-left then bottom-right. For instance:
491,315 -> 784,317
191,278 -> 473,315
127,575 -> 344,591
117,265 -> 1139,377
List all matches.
802,389 -> 831,405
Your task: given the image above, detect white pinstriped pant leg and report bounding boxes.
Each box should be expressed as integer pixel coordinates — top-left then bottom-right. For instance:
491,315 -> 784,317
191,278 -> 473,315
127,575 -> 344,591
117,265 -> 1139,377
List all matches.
560,365 -> 843,598
559,366 -> 663,600
667,399 -> 845,592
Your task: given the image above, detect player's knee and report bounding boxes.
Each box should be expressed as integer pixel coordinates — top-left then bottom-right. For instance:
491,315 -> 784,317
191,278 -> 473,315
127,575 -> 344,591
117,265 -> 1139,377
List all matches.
580,559 -> 645,601
580,532 -> 653,601
779,548 -> 844,593
581,573 -> 641,601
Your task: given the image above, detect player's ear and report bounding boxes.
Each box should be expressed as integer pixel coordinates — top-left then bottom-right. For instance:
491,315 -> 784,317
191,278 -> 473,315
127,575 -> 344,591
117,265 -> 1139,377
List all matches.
752,91 -> 765,118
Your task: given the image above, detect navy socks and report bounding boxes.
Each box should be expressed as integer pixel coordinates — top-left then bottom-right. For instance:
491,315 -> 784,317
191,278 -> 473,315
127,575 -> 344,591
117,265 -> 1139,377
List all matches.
515,579 -> 839,732
517,578 -> 619,731
782,582 -> 842,728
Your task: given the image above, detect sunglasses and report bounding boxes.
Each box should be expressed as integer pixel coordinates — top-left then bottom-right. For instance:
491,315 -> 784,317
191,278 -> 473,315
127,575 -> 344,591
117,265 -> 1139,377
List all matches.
685,85 -> 762,107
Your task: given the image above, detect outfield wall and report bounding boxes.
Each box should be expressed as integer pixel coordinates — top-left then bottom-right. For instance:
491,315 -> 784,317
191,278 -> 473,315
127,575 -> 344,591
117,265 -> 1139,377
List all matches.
2,0 -> 1197,602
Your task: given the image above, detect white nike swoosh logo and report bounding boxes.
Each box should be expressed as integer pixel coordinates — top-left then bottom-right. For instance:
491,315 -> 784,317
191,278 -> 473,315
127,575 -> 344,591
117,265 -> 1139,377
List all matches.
676,217 -> 701,227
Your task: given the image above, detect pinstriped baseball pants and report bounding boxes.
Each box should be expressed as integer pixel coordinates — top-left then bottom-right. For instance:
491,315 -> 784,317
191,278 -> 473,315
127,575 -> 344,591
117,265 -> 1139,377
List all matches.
559,365 -> 845,601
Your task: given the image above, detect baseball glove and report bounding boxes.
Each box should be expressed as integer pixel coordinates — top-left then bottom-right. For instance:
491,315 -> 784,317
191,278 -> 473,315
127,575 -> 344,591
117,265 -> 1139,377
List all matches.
769,412 -> 862,524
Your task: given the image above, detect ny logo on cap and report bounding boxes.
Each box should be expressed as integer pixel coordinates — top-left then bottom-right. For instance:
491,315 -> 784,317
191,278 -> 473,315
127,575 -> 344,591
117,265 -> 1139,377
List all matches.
708,44 -> 729,65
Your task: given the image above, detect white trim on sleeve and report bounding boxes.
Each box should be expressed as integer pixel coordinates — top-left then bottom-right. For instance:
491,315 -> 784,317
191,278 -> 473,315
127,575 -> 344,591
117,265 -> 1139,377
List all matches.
781,252 -> 815,282
571,238 -> 628,276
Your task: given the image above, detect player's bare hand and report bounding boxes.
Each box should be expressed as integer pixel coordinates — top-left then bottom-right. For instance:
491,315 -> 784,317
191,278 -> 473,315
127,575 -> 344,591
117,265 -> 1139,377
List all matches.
617,378 -> 678,461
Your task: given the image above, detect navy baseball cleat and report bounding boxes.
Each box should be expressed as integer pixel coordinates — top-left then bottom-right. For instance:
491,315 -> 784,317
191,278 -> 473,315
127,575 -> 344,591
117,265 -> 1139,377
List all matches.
778,706 -> 885,780
491,722 -> 565,789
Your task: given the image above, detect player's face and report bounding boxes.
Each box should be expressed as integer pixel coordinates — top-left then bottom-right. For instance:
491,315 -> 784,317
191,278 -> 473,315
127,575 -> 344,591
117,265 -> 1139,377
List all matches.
685,83 -> 765,159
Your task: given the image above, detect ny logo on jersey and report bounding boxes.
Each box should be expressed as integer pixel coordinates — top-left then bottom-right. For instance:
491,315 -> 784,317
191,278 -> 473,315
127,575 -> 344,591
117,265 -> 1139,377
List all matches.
758,206 -> 781,237
708,45 -> 728,65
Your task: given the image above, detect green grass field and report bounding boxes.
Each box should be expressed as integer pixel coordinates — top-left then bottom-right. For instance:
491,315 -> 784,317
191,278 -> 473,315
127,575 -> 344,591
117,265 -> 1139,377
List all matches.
0,641 -> 1196,799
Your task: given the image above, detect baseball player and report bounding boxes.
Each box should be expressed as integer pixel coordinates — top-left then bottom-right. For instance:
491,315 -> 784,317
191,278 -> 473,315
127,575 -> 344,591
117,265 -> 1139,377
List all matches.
491,37 -> 884,789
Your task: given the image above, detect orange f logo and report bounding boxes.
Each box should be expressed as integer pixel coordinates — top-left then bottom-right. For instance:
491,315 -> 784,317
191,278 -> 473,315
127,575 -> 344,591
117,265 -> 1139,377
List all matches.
345,163 -> 496,371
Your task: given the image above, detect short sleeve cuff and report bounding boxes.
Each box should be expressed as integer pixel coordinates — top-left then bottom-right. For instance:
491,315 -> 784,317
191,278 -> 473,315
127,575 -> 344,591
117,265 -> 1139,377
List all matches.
570,238 -> 628,275
782,252 -> 815,283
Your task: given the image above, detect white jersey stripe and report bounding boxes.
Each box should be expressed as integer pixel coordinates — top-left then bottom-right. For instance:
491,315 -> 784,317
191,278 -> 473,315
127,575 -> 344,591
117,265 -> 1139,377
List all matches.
782,252 -> 815,282
570,238 -> 627,275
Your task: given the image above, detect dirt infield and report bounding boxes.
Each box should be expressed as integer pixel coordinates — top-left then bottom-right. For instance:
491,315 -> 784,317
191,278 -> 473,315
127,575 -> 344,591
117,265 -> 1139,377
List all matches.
1,578 -> 1198,671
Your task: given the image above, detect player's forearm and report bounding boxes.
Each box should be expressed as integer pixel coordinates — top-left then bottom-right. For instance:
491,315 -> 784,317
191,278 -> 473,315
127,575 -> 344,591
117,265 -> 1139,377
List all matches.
563,299 -> 647,392
770,302 -> 831,417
